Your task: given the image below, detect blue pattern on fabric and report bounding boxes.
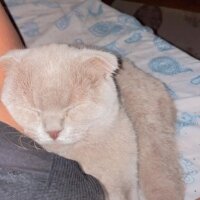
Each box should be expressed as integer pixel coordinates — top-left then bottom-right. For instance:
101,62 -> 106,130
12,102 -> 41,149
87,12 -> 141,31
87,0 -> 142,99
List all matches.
73,39 -> 85,46
154,37 -> 173,51
20,21 -> 39,37
177,112 -> 200,130
191,75 -> 200,85
149,56 -> 192,75
141,26 -> 153,33
73,7 -> 85,19
104,41 -> 127,56
88,4 -> 103,17
117,14 -> 142,30
89,22 -> 123,37
180,158 -> 199,184
55,15 -> 70,30
32,0 -> 60,8
6,0 -> 25,7
163,83 -> 178,99
124,33 -> 142,44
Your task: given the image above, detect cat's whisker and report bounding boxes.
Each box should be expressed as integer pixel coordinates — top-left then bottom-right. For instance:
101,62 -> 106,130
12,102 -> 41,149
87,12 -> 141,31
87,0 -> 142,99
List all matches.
18,135 -> 29,150
63,101 -> 98,113
33,141 -> 43,151
2,134 -> 29,150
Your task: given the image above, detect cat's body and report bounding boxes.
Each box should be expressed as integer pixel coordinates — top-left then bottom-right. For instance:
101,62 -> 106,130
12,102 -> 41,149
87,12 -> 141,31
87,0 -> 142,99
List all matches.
0,44 -> 184,200
117,61 -> 184,200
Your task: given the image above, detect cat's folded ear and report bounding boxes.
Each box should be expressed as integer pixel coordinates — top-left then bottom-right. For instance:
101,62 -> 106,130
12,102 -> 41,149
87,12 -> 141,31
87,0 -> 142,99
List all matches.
0,49 -> 29,69
81,49 -> 118,79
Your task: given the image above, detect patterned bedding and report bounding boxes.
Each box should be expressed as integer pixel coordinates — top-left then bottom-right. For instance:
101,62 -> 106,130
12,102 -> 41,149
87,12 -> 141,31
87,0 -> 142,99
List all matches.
4,0 -> 200,199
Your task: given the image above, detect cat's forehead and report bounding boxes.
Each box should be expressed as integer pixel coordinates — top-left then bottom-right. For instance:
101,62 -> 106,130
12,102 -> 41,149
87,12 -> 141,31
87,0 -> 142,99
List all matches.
8,46 -> 83,84
23,45 -> 81,69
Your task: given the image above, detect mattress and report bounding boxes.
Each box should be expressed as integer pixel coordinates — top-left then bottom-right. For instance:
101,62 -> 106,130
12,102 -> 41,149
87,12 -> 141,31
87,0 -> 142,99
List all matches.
4,0 -> 200,199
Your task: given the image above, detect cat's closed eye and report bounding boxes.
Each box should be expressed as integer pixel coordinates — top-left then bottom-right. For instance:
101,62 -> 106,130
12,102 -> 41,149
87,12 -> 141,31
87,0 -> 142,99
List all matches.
16,105 -> 41,117
66,102 -> 103,123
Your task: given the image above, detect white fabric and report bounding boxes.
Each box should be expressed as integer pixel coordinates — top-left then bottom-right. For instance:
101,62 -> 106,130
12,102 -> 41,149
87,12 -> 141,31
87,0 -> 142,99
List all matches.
5,0 -> 200,199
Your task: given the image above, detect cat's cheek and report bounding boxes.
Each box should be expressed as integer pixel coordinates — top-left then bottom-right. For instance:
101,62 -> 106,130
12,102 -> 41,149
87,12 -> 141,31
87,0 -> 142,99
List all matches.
36,135 -> 53,144
57,126 -> 86,145
24,126 -> 52,145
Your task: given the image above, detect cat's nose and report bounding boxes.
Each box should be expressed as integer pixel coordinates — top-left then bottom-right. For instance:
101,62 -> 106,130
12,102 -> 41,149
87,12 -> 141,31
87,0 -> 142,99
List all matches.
47,130 -> 61,140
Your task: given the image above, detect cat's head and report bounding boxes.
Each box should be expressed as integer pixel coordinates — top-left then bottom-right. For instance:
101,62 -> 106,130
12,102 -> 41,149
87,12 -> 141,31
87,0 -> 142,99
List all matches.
0,44 -> 119,145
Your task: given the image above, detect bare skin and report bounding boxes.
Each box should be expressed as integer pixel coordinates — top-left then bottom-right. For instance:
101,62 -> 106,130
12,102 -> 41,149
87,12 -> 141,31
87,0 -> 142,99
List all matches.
0,2 -> 24,132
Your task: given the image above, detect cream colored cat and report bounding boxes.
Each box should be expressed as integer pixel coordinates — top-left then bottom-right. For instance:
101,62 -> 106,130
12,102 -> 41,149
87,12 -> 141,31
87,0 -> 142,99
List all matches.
0,44 -> 184,200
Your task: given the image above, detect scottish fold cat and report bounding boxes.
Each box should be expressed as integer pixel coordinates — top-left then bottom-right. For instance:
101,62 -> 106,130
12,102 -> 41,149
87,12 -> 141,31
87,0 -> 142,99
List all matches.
0,44 -> 184,200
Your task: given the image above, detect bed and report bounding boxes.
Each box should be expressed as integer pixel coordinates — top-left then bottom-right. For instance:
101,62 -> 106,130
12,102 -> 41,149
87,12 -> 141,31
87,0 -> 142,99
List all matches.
3,0 -> 200,199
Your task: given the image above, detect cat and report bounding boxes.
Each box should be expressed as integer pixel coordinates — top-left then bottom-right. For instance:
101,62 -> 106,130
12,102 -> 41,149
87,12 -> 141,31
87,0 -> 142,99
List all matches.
0,44 -> 184,200
0,44 -> 138,200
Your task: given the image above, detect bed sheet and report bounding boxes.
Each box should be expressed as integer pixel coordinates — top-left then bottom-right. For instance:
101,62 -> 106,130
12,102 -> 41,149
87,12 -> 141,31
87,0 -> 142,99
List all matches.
4,0 -> 200,199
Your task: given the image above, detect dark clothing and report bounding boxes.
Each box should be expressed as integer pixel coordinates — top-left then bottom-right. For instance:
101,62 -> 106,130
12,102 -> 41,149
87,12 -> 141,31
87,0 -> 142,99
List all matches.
0,123 -> 104,200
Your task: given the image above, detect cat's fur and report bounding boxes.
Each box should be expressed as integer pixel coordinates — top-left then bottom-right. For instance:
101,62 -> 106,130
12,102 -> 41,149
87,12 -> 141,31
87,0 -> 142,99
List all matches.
117,61 -> 184,200
0,44 -> 184,200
